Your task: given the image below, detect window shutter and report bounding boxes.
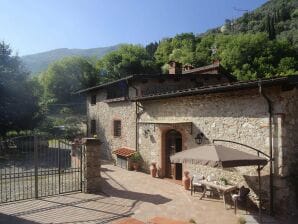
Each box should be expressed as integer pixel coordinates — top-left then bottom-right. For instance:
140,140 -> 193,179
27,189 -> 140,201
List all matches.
113,120 -> 121,137
91,120 -> 96,135
91,95 -> 96,105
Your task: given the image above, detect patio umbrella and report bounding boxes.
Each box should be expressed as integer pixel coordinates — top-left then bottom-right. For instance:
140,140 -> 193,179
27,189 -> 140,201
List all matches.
170,144 -> 268,222
170,144 -> 268,168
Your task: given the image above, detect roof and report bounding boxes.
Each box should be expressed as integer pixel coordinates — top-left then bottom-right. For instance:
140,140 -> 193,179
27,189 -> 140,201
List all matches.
182,61 -> 221,74
75,75 -> 134,94
138,121 -> 192,125
75,73 -> 235,94
182,62 -> 236,81
133,75 -> 298,101
113,147 -> 136,158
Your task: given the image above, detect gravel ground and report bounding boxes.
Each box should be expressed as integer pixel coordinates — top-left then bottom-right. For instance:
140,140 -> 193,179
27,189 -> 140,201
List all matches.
0,146 -> 82,203
0,168 -> 82,203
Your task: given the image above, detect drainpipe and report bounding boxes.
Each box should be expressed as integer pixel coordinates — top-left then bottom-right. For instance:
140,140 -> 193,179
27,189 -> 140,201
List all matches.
129,82 -> 139,151
258,80 -> 274,216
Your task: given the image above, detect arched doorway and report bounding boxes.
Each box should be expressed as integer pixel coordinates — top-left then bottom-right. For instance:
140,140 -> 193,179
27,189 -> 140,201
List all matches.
165,129 -> 182,180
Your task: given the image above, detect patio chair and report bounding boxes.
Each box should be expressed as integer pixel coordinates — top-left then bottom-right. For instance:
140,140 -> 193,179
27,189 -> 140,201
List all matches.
191,174 -> 204,195
231,186 -> 250,214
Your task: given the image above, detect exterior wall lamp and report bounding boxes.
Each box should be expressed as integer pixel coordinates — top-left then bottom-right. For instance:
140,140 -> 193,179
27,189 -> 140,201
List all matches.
195,133 -> 204,144
144,129 -> 151,138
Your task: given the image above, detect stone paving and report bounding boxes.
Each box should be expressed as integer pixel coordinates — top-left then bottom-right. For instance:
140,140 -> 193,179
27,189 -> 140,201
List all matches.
0,164 -> 279,224
101,164 -> 238,224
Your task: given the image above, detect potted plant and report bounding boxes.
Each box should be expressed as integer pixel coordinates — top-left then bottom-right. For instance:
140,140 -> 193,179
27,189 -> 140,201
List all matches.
220,177 -> 228,185
130,152 -> 142,171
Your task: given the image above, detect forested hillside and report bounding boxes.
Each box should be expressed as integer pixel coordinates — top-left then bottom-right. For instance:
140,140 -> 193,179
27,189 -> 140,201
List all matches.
21,45 -> 120,74
154,0 -> 298,80
212,0 -> 298,46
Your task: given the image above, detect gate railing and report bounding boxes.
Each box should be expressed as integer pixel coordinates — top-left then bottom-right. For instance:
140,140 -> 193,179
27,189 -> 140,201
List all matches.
0,136 -> 84,203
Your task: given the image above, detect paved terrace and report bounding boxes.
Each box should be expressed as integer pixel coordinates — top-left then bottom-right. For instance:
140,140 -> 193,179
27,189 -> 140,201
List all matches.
0,164 -> 278,224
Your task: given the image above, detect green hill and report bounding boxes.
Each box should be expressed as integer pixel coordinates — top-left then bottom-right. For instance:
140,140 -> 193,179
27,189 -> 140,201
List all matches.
207,0 -> 298,47
21,45 -> 120,74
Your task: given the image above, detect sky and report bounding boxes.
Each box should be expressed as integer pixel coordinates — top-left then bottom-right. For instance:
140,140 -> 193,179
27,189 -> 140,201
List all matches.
0,0 -> 267,56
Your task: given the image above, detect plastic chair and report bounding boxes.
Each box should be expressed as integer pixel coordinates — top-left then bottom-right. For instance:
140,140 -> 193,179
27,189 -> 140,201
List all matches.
231,186 -> 250,214
191,174 -> 204,195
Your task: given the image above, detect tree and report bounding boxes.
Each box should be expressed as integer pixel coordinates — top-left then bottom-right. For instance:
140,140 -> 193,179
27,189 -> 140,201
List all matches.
154,38 -> 173,67
97,44 -> 157,82
154,33 -> 198,72
0,41 -> 44,135
40,57 -> 99,104
146,42 -> 159,59
215,33 -> 297,80
195,34 -> 216,66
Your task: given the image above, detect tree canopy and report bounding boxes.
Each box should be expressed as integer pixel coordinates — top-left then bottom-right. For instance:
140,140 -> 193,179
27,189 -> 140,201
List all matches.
0,41 -> 43,135
96,44 -> 158,82
153,32 -> 297,80
40,57 -> 100,104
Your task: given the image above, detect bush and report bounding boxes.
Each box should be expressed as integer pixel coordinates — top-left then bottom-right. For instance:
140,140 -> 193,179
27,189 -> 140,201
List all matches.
130,152 -> 142,163
64,125 -> 84,140
6,131 -> 18,138
237,216 -> 246,224
60,107 -> 73,115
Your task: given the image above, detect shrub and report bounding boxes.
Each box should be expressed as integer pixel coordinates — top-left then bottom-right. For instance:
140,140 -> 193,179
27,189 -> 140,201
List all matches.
60,107 -> 73,115
6,131 -> 18,138
237,216 -> 246,224
130,152 -> 142,163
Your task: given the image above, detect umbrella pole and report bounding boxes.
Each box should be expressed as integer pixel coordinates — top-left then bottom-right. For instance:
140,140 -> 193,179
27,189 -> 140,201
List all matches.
258,165 -> 262,223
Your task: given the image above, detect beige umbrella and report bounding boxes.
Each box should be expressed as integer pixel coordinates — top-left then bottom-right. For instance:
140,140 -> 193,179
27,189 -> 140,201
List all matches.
170,144 -> 268,222
170,144 -> 268,168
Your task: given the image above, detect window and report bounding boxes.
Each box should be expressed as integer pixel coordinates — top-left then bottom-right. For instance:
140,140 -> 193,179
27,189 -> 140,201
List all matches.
107,81 -> 128,99
90,120 -> 96,135
113,120 -> 121,137
91,95 -> 96,105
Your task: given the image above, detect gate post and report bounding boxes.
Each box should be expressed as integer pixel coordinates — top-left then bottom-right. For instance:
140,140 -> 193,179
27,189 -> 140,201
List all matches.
34,135 -> 39,199
82,138 -> 101,193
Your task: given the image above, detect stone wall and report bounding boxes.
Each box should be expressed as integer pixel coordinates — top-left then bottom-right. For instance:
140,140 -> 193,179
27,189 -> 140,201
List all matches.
138,86 -> 298,215
82,138 -> 101,193
278,88 -> 298,215
87,89 -> 137,160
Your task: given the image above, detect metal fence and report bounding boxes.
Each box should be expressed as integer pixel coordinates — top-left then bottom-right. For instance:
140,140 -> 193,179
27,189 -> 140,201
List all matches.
0,136 -> 84,203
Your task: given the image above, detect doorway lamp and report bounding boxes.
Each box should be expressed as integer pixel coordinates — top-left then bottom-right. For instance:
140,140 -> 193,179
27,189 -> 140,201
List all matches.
195,133 -> 204,144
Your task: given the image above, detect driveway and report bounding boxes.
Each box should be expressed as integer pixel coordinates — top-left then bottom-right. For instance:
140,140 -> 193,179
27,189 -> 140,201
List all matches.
101,164 -> 237,224
0,164 -> 277,224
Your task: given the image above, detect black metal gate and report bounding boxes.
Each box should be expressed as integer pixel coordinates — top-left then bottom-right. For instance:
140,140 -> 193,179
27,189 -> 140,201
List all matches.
0,136 -> 84,203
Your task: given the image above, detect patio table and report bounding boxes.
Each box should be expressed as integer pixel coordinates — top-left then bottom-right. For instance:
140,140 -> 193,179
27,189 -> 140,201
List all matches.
199,180 -> 237,209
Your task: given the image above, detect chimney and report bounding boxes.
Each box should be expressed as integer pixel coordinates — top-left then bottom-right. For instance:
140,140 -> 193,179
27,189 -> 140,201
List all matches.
183,64 -> 194,71
168,61 -> 182,75
213,60 -> 220,66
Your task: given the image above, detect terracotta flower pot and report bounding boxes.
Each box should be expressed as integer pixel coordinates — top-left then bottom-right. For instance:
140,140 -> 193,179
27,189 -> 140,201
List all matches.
150,163 -> 157,177
182,171 -> 191,190
133,163 -> 139,171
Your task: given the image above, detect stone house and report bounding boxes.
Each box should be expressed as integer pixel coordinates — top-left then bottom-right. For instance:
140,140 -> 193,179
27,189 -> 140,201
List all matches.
77,62 -> 298,216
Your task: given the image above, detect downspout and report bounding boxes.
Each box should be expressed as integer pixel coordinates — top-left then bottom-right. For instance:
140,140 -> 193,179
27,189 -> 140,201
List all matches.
258,80 -> 274,216
129,82 -> 139,151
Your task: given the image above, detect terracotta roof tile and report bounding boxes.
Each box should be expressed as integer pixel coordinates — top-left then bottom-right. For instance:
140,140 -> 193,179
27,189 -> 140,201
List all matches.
113,147 -> 136,158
